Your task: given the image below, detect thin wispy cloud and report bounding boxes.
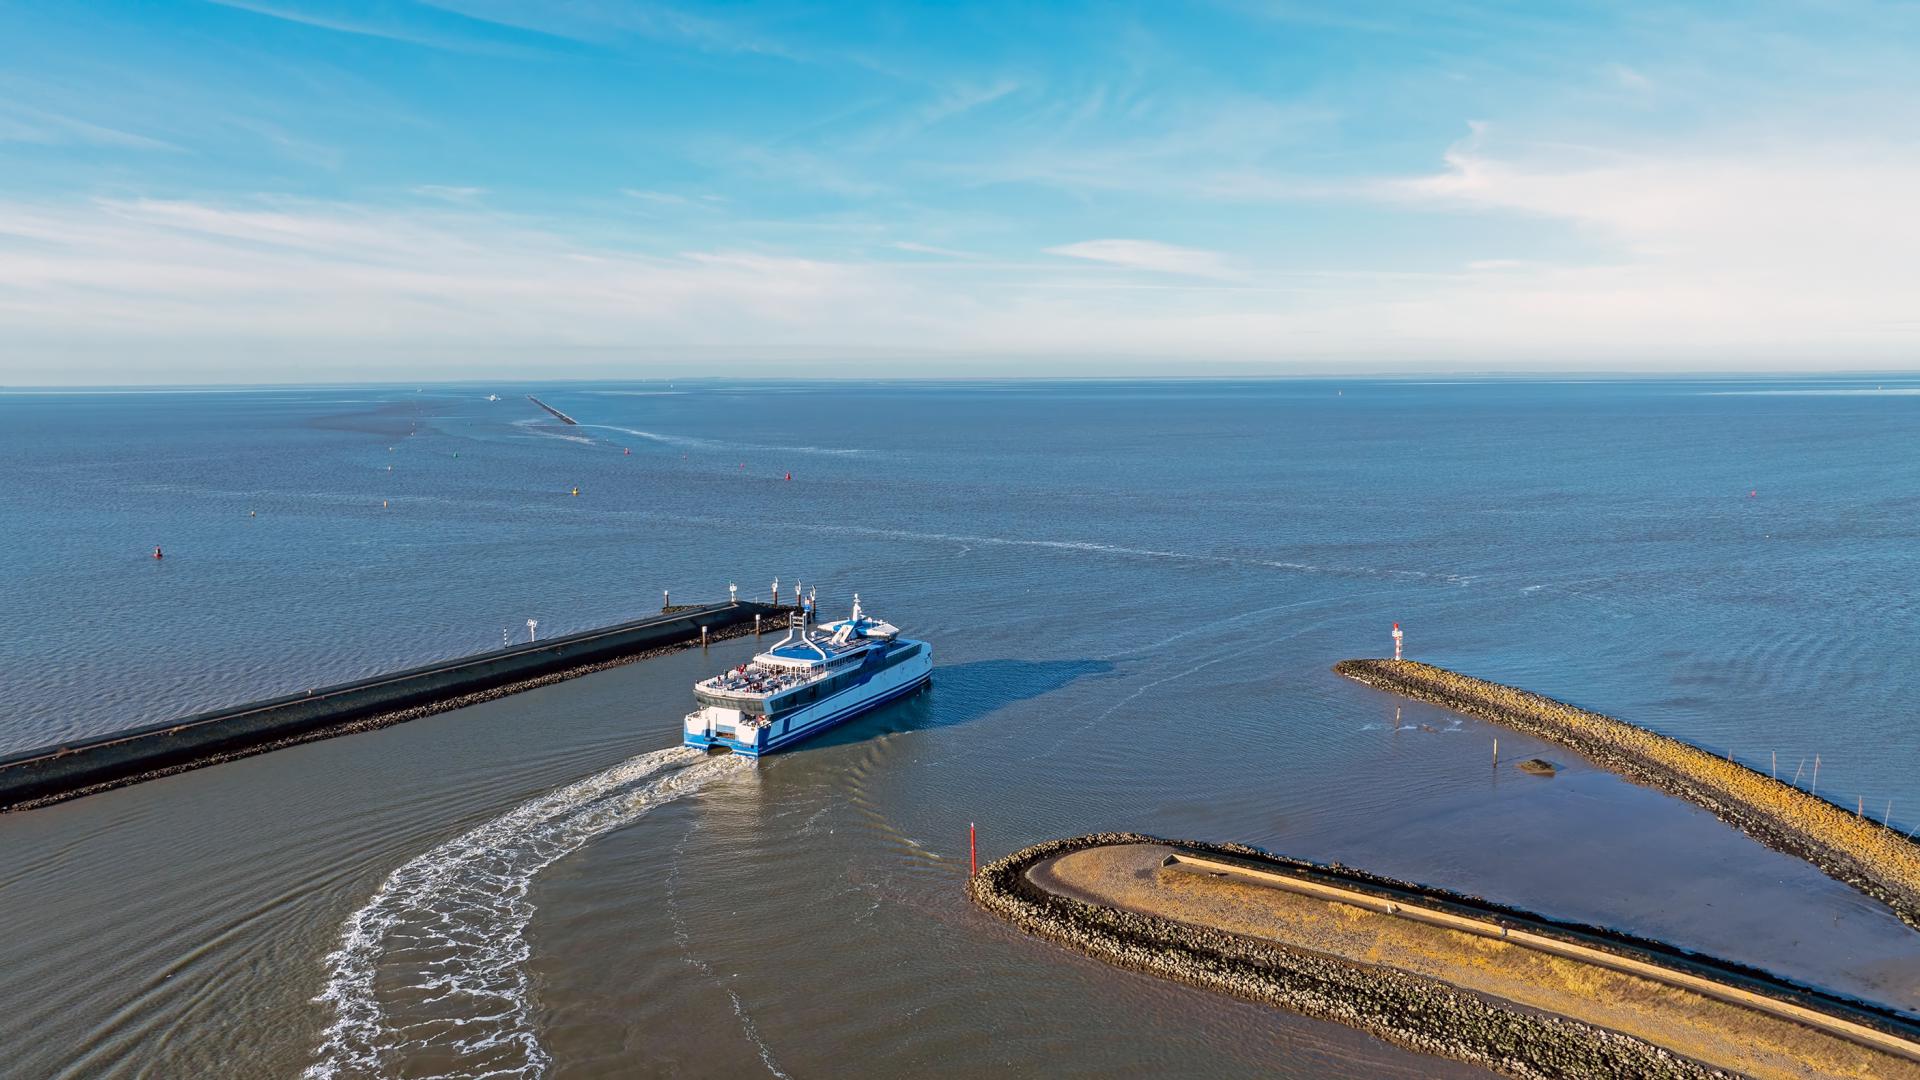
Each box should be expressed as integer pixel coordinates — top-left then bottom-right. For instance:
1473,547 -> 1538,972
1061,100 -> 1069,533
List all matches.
3,190 -> 1916,384
891,241 -> 982,260
1606,63 -> 1653,93
911,79 -> 1024,132
718,143 -> 887,198
418,0 -> 804,60
0,103 -> 181,152
205,0 -> 541,56
6,1 -> 1920,380
1382,126 -> 1920,269
1046,240 -> 1237,280
412,185 -> 486,203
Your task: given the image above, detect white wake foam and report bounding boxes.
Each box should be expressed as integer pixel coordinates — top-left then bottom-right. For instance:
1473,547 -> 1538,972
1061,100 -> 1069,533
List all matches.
304,746 -> 743,1079
510,416 -> 597,446
586,424 -> 867,456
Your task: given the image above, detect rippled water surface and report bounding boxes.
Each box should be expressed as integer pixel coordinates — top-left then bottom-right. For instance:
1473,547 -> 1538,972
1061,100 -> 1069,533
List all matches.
3,379 -> 1919,1078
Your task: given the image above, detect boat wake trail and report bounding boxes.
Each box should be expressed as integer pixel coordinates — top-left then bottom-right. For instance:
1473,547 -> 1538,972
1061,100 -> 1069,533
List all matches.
303,746 -> 745,1080
588,424 -> 867,456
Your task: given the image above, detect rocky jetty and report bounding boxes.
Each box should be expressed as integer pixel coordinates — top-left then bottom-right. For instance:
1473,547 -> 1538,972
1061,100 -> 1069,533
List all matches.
1,613 -> 779,812
1335,659 -> 1920,929
970,834 -> 1735,1080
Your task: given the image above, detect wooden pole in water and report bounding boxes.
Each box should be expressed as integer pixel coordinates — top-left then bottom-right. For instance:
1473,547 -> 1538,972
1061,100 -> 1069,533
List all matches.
970,822 -> 977,876
1492,738 -> 1499,767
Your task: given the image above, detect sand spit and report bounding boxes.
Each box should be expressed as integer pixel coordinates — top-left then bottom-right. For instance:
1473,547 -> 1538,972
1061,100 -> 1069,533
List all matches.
970,835 -> 1920,1080
1334,659 -> 1920,929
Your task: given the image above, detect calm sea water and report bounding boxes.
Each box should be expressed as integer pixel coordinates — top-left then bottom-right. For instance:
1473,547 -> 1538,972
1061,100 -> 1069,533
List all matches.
2,379 -> 1918,1078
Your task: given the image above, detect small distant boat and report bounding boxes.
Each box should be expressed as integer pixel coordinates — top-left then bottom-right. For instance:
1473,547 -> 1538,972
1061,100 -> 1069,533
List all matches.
486,394 -> 501,402
684,595 -> 931,757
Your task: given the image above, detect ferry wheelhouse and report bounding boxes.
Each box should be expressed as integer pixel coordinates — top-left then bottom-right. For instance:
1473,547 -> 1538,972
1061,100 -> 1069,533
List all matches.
684,595 -> 931,757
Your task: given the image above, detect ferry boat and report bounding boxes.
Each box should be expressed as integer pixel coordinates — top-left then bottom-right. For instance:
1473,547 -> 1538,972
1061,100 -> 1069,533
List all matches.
683,595 -> 931,757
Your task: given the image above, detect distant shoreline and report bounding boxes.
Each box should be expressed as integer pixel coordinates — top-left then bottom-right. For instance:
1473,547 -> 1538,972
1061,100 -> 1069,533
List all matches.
8,373 -> 1920,392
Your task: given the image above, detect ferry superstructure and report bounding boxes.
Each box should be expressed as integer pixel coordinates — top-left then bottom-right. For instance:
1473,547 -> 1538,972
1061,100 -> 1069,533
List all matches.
683,595 -> 931,757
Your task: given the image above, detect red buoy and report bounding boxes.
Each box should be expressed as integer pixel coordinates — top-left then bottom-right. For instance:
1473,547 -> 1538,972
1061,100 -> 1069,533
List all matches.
624,448 -> 631,456
785,471 -> 792,481
152,546 -> 164,559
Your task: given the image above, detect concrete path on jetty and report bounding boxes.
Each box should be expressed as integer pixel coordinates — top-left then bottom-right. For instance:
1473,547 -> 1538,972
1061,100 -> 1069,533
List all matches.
982,836 -> 1920,1080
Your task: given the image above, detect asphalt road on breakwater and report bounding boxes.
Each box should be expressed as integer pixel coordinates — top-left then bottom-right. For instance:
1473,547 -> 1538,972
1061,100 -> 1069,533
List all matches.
975,835 -> 1920,1080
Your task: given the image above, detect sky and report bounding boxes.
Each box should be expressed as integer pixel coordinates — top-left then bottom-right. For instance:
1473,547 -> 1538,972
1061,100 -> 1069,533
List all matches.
1,1 -> 1918,383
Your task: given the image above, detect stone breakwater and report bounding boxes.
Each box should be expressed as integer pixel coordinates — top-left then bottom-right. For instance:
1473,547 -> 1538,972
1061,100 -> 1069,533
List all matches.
1334,659 -> 1920,930
0,605 -> 788,812
969,834 -> 1732,1080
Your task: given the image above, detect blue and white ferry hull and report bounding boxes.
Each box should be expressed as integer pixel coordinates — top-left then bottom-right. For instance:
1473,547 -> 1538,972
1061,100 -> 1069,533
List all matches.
683,616 -> 931,757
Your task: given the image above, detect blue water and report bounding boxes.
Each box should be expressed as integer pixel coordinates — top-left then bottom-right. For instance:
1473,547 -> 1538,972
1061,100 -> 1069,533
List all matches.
5,380 -> 1916,815
4,378 -> 1920,1078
